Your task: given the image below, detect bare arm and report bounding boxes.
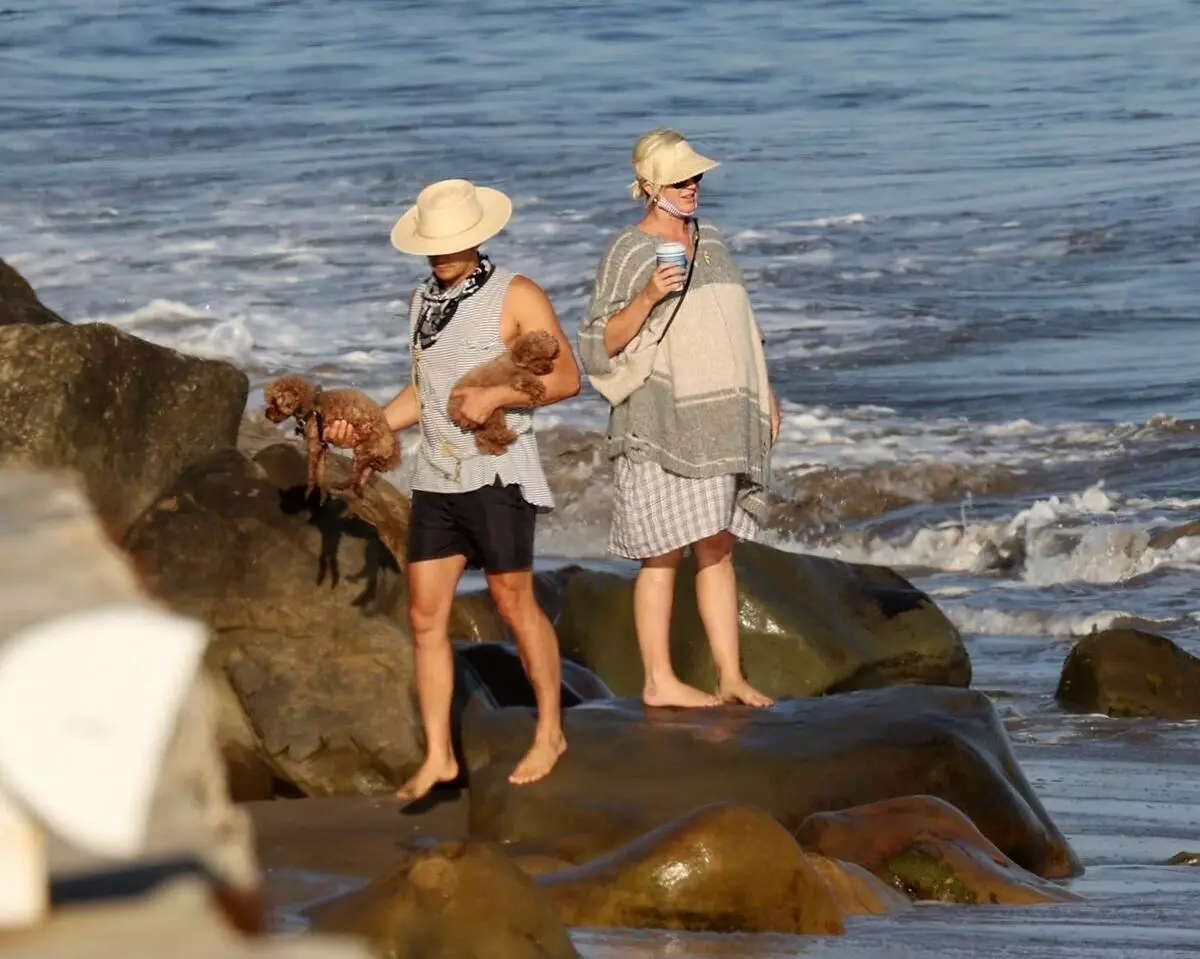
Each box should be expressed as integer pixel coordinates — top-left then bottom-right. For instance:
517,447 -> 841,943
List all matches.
447,276 -> 580,428
386,291 -> 422,430
495,275 -> 581,408
383,382 -> 419,431
601,264 -> 684,357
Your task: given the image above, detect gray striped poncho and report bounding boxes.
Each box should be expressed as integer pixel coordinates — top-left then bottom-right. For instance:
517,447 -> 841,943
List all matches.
578,221 -> 774,523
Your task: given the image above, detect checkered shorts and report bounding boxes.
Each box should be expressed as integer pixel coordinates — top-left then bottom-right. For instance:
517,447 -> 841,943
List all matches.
608,456 -> 762,560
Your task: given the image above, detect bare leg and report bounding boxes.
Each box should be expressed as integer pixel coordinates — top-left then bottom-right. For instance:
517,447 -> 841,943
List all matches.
693,531 -> 773,707
635,549 -> 720,708
395,554 -> 468,802
487,570 -> 567,784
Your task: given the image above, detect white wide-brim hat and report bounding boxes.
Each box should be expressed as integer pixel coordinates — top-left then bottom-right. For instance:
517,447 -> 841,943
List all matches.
390,178 -> 513,256
634,138 -> 720,189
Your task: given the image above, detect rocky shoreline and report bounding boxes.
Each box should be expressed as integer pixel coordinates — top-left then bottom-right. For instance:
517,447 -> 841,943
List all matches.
5,258 -> 1200,956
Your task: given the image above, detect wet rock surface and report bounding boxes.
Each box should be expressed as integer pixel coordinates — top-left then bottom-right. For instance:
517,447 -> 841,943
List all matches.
464,686 -> 1080,879
305,840 -> 582,959
512,543 -> 970,700
1056,629 -> 1200,720
536,802 -> 848,935
796,796 -> 1082,905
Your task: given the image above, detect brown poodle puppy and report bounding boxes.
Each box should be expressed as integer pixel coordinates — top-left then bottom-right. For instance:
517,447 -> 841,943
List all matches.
263,375 -> 400,500
447,330 -> 560,455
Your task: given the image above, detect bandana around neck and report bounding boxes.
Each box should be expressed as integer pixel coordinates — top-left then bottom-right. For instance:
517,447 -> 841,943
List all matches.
414,254 -> 495,350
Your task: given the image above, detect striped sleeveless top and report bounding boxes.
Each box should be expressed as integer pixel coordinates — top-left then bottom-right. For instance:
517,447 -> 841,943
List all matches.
407,266 -> 554,510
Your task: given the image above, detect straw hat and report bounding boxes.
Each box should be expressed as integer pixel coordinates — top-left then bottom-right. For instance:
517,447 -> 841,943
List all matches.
390,178 -> 513,256
633,135 -> 720,193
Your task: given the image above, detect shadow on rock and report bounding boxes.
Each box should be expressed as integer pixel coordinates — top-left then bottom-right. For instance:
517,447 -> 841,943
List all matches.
454,640 -> 614,708
121,444 -> 428,797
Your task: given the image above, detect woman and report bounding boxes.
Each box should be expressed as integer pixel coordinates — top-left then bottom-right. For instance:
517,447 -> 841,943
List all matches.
578,128 -> 780,709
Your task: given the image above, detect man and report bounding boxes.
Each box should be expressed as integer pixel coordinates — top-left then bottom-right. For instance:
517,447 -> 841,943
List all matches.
325,178 -> 580,802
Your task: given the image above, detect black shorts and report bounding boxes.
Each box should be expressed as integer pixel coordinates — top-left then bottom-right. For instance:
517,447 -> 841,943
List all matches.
407,478 -> 537,573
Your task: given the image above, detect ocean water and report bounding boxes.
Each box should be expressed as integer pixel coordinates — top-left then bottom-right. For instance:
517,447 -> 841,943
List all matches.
5,0 -> 1200,954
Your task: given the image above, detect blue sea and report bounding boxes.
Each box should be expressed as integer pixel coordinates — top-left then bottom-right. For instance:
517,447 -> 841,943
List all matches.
5,1 -> 1200,954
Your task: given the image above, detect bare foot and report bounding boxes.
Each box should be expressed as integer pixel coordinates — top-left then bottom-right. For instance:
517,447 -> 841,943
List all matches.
643,676 -> 722,709
719,678 -> 774,708
508,732 -> 567,785
394,754 -> 459,803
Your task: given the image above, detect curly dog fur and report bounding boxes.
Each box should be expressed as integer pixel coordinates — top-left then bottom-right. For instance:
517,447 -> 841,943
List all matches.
263,375 -> 400,499
447,330 -> 560,455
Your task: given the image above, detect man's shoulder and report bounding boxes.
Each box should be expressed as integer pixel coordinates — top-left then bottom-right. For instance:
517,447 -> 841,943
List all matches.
499,272 -> 557,330
505,272 -> 542,292
501,272 -> 550,305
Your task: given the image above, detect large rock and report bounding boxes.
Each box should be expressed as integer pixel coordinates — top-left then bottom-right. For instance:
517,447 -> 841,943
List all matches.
536,802 -> 847,935
121,444 -> 427,796
455,641 -> 614,708
535,544 -> 968,699
123,440 -> 603,797
305,841 -> 581,959
796,796 -> 1081,905
806,856 -> 912,917
1055,629 -> 1200,719
0,321 -> 248,533
464,686 -> 1080,880
0,468 -> 260,915
0,259 -> 66,326
448,565 -> 581,644
251,437 -> 412,576
1148,519 -> 1200,551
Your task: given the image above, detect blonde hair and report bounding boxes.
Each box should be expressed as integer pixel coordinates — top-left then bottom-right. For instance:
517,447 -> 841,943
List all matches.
628,127 -> 688,203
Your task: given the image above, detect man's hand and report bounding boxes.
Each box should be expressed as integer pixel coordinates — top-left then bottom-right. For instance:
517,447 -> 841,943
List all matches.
448,385 -> 501,429
323,419 -> 356,447
769,392 -> 781,445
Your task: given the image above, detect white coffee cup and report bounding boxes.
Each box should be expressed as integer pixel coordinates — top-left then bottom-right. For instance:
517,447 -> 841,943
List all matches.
655,242 -> 688,291
655,241 -> 688,270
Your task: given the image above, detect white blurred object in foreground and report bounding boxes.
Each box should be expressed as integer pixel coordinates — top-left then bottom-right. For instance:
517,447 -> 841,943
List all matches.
0,604 -> 206,927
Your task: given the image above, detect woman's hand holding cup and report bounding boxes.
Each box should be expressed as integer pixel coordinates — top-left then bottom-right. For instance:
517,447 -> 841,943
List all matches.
644,241 -> 689,303
644,263 -> 686,303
